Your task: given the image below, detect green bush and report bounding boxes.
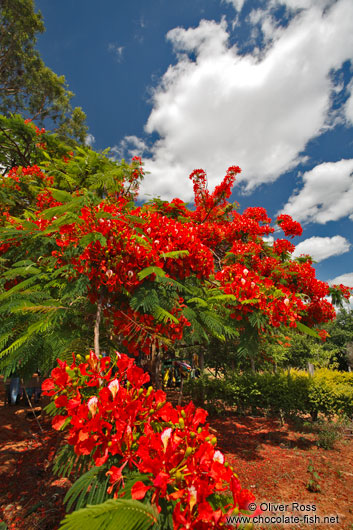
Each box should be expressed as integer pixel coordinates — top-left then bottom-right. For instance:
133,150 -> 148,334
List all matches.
185,368 -> 353,419
315,420 -> 344,450
307,368 -> 353,418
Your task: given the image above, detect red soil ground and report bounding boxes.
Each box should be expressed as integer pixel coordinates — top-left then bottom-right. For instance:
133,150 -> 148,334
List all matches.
0,386 -> 352,530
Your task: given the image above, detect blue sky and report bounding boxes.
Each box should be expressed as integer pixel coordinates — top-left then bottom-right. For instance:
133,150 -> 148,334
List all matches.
35,0 -> 353,295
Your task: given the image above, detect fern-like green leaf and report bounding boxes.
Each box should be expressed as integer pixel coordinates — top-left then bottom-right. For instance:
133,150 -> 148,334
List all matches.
130,235 -> 151,249
79,232 -> 107,248
59,498 -> 159,530
0,275 -> 41,302
160,250 -> 189,260
153,306 -> 179,324
64,467 -> 110,512
296,321 -> 319,338
187,297 -> 208,307
47,188 -> 74,203
138,266 -> 166,281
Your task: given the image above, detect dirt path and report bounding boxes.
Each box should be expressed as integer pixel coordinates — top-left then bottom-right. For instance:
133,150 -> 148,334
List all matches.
0,382 -> 352,529
210,414 -> 353,529
0,385 -> 69,530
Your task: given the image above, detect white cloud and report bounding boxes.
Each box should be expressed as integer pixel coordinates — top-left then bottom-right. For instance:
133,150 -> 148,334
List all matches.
329,272 -> 353,287
85,133 -> 95,147
140,0 -> 353,201
281,159 -> 353,224
273,0 -> 334,10
223,0 -> 245,12
345,80 -> 353,126
108,43 -> 124,62
112,135 -> 148,159
292,235 -> 351,262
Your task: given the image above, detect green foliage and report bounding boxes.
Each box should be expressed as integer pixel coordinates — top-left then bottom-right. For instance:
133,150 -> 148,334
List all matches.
64,467 -> 111,512
186,368 -> 353,419
52,445 -> 91,479
307,368 -> 353,418
0,0 -> 87,142
314,420 -> 344,450
138,266 -> 167,281
306,460 -> 321,492
296,321 -> 319,339
59,498 -> 160,530
0,120 -> 145,377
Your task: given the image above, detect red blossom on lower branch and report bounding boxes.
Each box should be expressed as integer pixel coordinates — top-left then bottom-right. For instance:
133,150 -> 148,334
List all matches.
43,352 -> 255,528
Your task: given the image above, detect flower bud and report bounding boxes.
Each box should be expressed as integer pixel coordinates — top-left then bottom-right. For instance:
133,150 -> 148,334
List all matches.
175,470 -> 183,482
213,450 -> 224,463
108,378 -> 120,399
88,396 -> 98,416
161,427 -> 172,450
185,446 -> 193,457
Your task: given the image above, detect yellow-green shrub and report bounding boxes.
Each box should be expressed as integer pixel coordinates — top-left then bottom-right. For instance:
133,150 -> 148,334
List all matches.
185,368 -> 353,418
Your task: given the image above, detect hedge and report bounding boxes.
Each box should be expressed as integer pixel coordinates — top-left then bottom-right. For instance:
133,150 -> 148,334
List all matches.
185,368 -> 353,419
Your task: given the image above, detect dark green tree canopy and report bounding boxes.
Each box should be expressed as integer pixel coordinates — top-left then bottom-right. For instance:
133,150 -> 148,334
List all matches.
0,0 -> 87,143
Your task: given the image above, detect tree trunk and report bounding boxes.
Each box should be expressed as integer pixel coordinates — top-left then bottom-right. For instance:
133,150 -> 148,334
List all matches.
307,362 -> 315,377
150,341 -> 162,389
178,376 -> 184,406
199,349 -> 205,375
94,295 -> 103,356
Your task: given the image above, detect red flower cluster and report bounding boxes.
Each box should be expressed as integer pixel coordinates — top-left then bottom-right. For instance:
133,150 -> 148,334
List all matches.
1,161 -> 351,350
43,353 -> 255,528
1,165 -> 54,193
190,166 -> 241,222
276,214 -> 303,238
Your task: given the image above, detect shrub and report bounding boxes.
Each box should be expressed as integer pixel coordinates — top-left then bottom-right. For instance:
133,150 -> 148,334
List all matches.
308,368 -> 353,418
185,368 -> 353,419
315,420 -> 344,450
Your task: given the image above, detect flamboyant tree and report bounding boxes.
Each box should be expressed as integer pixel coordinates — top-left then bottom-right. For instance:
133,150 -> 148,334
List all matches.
0,117 -> 350,381
1,117 -> 351,529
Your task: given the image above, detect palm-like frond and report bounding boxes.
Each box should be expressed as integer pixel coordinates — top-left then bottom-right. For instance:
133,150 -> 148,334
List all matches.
59,499 -> 160,530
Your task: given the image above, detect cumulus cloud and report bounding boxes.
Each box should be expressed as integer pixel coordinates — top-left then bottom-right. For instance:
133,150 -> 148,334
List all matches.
112,135 -> 148,159
85,133 -> 95,147
140,0 -> 353,201
292,235 -> 351,262
329,272 -> 353,287
345,80 -> 353,126
281,159 -> 353,223
271,0 -> 334,10
108,43 -> 124,62
223,0 -> 245,12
